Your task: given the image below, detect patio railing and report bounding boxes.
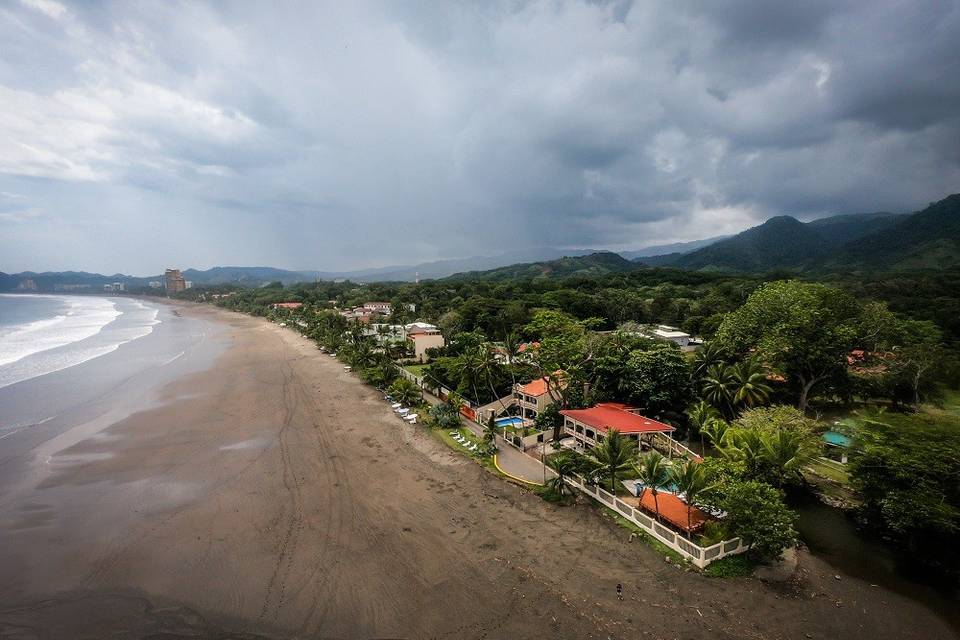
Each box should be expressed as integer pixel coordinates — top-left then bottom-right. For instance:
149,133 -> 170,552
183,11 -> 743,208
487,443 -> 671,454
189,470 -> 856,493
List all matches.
564,474 -> 747,568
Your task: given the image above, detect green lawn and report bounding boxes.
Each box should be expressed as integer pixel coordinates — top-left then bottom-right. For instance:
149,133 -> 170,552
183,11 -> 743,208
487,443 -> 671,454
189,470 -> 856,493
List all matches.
938,388 -> 960,417
403,364 -> 428,377
805,457 -> 850,484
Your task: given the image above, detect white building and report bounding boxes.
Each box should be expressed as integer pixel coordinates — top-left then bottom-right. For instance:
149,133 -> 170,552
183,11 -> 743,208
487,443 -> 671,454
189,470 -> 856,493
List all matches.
650,325 -> 691,348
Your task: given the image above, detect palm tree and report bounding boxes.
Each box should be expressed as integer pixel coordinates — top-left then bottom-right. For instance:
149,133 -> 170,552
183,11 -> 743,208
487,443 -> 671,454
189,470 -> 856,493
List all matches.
721,427 -> 767,479
700,363 -> 735,418
634,451 -> 671,523
686,400 -> 719,453
388,378 -> 421,407
669,459 -> 712,538
701,418 -> 730,450
729,358 -> 773,411
761,428 -> 817,488
451,345 -> 485,405
590,429 -> 636,494
692,342 -> 726,381
483,414 -> 498,447
545,451 -> 580,497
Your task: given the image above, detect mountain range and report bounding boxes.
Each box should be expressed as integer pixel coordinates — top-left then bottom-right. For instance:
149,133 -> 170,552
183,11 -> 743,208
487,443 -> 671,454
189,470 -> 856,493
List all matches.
2,194 -> 957,290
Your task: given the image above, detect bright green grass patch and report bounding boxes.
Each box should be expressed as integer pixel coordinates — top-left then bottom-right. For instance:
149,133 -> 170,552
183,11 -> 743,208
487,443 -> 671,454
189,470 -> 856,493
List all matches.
805,457 -> 850,484
403,364 -> 429,377
704,555 -> 756,578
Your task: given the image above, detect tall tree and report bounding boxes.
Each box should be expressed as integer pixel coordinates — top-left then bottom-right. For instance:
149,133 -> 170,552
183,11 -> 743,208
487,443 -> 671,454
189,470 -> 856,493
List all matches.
715,281 -> 862,412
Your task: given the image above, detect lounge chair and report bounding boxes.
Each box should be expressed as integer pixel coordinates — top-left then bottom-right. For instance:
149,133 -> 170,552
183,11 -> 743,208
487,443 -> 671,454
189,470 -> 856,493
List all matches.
391,402 -> 402,408
469,443 -> 478,451
397,408 -> 410,416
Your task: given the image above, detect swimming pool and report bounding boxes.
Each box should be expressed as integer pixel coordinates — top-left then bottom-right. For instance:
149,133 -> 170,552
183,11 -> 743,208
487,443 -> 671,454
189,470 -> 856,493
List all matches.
495,417 -> 525,427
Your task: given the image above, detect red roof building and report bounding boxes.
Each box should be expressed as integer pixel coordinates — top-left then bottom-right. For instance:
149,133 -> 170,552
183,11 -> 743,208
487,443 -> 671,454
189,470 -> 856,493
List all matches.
561,402 -> 674,448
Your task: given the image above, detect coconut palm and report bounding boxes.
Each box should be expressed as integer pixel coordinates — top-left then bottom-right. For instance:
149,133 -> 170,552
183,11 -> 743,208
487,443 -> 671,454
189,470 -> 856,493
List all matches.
692,342 -> 726,381
701,417 -> 730,449
634,451 -> 671,523
451,345 -> 486,405
700,363 -> 735,418
545,451 -> 580,497
669,458 -> 712,538
388,377 -> 421,407
483,414 -> 498,446
721,427 -> 767,479
686,400 -> 719,453
590,429 -> 636,494
729,358 -> 773,410
762,428 -> 818,488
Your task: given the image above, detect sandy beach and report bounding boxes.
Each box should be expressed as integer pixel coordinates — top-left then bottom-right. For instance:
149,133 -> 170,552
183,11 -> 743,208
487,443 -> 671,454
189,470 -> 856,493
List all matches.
0,303 -> 954,639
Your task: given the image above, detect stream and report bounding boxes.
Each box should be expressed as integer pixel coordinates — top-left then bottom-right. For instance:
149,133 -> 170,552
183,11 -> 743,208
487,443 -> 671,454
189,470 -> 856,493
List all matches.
793,494 -> 959,631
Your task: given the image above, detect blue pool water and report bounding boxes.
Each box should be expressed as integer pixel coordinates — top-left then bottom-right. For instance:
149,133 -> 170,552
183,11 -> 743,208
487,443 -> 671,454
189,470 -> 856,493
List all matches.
495,417 -> 525,427
823,430 -> 852,447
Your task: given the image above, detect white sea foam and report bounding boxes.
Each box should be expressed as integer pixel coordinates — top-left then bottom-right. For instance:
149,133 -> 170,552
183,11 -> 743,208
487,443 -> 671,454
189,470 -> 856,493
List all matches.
0,296 -> 121,367
0,296 -> 161,389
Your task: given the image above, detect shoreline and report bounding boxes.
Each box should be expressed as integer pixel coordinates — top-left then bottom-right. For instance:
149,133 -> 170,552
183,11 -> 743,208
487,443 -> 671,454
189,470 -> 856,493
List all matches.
0,304 -> 955,639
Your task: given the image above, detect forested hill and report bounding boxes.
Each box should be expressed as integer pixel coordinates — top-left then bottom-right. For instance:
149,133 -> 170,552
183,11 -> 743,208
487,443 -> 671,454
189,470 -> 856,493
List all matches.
656,194 -> 960,273
665,211 -> 904,272
826,194 -> 960,271
443,251 -> 637,281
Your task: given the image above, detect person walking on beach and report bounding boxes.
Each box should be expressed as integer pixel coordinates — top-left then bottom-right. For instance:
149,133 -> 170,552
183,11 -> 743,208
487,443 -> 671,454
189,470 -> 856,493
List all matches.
616,583 -> 623,601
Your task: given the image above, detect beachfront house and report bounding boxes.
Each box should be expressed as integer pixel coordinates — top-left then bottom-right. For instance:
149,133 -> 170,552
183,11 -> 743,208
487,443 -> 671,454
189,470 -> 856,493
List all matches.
406,323 -> 444,362
560,402 -> 675,449
513,375 -> 563,420
272,302 -> 303,310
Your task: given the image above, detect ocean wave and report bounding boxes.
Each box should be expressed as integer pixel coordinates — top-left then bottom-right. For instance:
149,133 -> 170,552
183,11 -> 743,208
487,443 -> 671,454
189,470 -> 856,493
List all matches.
0,297 -> 161,390
0,296 -> 121,367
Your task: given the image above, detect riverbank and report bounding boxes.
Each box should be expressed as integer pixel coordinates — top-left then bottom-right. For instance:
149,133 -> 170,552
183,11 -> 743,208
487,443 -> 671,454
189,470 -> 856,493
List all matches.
0,304 -> 955,638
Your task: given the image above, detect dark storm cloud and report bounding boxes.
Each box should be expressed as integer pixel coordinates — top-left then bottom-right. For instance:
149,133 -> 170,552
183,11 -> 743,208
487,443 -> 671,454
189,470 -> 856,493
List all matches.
1,0 -> 958,273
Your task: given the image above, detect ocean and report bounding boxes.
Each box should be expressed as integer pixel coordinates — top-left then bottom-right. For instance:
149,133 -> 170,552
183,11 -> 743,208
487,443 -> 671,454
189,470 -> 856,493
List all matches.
0,294 -> 160,390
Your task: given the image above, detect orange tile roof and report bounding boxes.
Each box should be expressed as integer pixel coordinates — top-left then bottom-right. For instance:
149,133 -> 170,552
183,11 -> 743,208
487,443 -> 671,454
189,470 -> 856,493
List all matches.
519,377 -> 550,396
635,491 -> 709,533
560,403 -> 674,435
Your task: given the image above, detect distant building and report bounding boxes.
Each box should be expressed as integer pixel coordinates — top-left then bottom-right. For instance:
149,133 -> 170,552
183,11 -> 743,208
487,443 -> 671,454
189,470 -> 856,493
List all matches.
363,302 -> 392,315
54,283 -> 92,292
272,302 -> 303,310
165,269 -> 186,294
184,281 -> 193,289
103,282 -> 126,293
16,279 -> 37,291
644,324 -> 691,348
148,281 -> 163,289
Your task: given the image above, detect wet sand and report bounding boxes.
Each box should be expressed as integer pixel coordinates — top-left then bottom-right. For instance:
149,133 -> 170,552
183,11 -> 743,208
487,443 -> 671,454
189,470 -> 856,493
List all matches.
0,304 -> 955,639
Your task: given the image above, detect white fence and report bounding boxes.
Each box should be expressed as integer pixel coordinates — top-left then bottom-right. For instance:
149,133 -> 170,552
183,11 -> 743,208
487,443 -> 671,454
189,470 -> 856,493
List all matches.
564,474 -> 747,568
649,432 -> 701,460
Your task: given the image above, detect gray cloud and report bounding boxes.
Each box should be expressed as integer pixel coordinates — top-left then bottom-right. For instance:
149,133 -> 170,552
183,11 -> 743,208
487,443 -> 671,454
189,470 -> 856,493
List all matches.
1,0 -> 958,274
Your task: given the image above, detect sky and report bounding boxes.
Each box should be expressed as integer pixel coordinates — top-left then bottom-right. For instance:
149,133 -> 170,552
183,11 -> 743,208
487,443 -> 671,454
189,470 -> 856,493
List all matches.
1,0 -> 959,275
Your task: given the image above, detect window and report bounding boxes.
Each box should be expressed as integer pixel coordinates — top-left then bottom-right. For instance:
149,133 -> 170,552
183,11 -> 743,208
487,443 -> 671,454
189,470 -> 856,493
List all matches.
586,429 -> 595,440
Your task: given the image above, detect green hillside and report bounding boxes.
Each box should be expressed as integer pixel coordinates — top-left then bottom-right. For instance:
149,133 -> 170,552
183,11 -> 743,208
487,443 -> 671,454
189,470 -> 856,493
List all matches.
443,251 -> 638,281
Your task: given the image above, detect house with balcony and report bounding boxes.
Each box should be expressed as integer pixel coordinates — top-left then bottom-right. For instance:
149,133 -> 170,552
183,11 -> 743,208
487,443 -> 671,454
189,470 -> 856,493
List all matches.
513,375 -> 563,420
560,402 -> 675,449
